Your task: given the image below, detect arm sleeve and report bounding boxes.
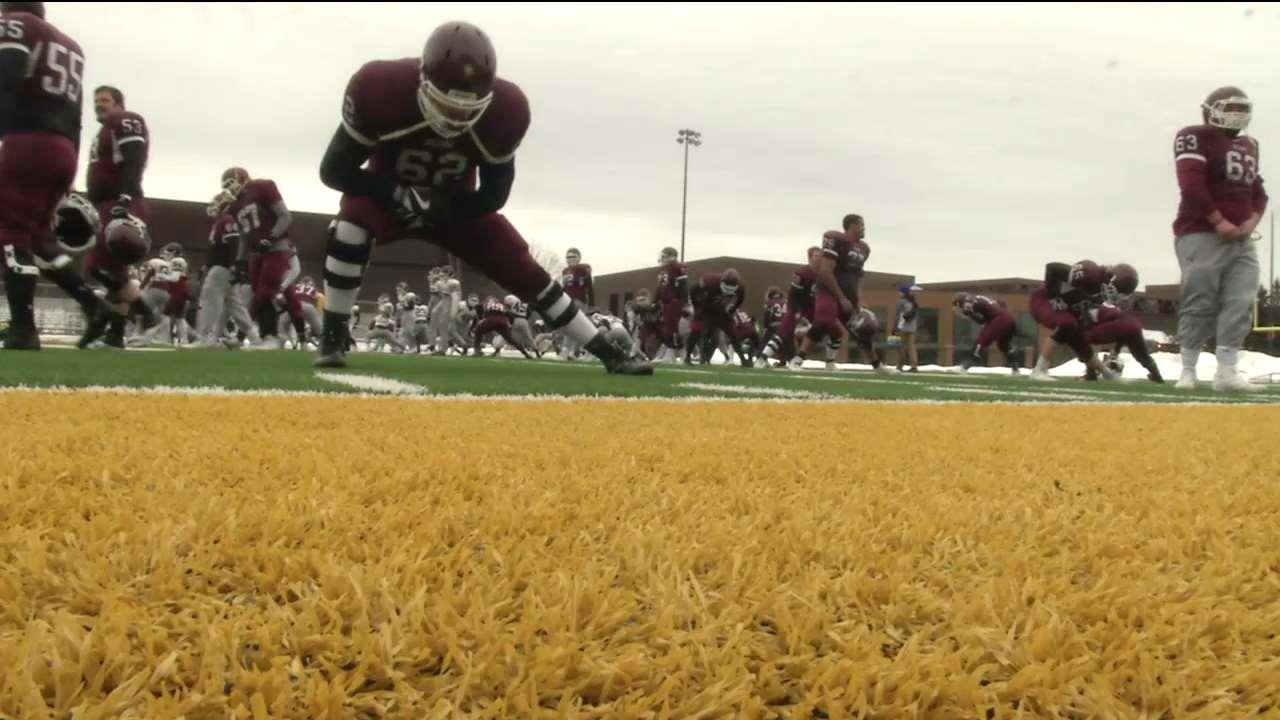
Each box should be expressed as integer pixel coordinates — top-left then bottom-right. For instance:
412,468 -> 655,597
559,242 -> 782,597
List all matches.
584,268 -> 595,307
319,125 -> 396,205
1044,263 -> 1071,298
0,49 -> 29,134
1253,176 -> 1268,216
448,161 -> 516,221
118,141 -> 145,198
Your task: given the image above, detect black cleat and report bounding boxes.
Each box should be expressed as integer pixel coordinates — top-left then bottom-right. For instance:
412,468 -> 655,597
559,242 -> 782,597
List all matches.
78,308 -> 113,349
586,332 -> 654,375
2,324 -> 40,350
313,351 -> 347,368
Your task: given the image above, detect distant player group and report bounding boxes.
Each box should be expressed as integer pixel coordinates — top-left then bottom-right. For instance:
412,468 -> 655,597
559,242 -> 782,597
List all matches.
0,3 -> 1266,390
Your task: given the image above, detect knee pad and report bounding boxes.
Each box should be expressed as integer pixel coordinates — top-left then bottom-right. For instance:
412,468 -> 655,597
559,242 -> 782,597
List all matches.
324,221 -> 371,291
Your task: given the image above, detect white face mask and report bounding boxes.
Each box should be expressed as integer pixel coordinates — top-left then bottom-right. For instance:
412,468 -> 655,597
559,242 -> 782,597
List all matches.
417,79 -> 493,138
1203,97 -> 1252,132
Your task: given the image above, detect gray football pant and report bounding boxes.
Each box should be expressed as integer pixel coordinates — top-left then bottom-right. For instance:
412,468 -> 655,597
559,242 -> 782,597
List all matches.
197,266 -> 255,339
511,317 -> 536,351
430,297 -> 453,349
1176,232 -> 1259,368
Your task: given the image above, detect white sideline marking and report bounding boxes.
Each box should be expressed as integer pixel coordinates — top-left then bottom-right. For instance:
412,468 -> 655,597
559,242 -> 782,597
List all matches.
676,382 -> 831,399
2,385 -> 1275,407
314,372 -> 428,395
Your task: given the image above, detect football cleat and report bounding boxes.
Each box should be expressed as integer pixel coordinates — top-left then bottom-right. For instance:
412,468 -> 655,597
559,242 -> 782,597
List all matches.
2,324 -> 40,350
1213,367 -> 1262,393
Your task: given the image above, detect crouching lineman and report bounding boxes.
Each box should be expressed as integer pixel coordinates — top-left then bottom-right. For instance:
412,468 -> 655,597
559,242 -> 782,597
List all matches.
590,309 -> 645,360
78,215 -> 157,348
952,292 -> 1021,373
473,295 -> 531,358
849,307 -> 890,372
313,21 -> 649,374
505,294 -> 540,357
759,247 -> 820,368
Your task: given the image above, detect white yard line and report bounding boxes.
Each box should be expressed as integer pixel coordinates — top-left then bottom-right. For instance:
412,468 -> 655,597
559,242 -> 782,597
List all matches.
675,382 -> 832,399
2,384 -> 1274,407
313,372 -> 428,395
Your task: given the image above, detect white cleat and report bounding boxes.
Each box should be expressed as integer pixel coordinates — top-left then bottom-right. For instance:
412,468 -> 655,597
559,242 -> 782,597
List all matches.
787,357 -> 805,371
1213,368 -> 1262,393
1175,369 -> 1197,390
754,356 -> 771,369
245,336 -> 284,351
1028,368 -> 1055,382
824,360 -> 837,371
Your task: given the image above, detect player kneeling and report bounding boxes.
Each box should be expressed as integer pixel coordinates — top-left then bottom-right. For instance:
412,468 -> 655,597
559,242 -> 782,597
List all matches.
78,215 -> 156,348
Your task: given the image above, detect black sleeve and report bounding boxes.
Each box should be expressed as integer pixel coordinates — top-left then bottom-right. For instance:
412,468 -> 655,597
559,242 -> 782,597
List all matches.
1044,262 -> 1071,298
448,161 -> 516,221
0,50 -> 26,134
585,272 -> 595,308
118,141 -> 146,198
319,125 -> 397,206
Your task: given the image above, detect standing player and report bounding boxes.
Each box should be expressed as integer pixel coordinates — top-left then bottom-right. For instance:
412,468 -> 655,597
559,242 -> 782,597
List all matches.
654,246 -> 688,362
952,292 -> 1020,373
0,1 -> 92,348
794,218 -> 870,369
194,191 -> 258,347
759,246 -> 820,367
312,21 -> 649,374
220,167 -> 300,350
557,247 -> 593,360
1172,86 -> 1267,391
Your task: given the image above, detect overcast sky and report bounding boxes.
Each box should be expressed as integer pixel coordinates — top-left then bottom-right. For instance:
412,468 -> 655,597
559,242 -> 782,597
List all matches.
53,1 -> 1278,285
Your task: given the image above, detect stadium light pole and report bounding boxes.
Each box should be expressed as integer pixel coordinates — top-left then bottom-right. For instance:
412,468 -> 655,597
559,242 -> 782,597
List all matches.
676,129 -> 702,262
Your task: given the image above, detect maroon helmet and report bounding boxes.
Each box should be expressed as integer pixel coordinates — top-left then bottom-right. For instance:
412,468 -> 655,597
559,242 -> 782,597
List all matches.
105,216 -> 150,264
1069,259 -> 1105,293
720,269 -> 741,295
1201,86 -> 1250,133
221,167 -> 250,195
419,21 -> 497,138
1,2 -> 45,17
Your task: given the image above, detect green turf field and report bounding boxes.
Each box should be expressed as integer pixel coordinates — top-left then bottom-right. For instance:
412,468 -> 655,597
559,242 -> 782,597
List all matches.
2,347 -> 1278,404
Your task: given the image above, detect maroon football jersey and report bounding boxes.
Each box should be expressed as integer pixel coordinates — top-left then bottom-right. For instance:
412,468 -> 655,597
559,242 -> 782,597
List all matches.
87,109 -> 148,203
821,230 -> 871,296
787,265 -> 817,311
694,273 -> 745,315
1173,124 -> 1266,235
293,283 -> 318,306
763,299 -> 785,328
227,179 -> 286,250
340,58 -> 529,191
656,260 -> 688,303
206,213 -> 240,268
561,263 -> 592,302
960,295 -> 1005,325
0,11 -> 83,142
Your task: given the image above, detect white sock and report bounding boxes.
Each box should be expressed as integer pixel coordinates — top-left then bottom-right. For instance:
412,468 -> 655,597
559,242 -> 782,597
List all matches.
325,286 -> 358,317
1215,346 -> 1238,370
1034,355 -> 1050,372
1181,349 -> 1200,374
562,310 -> 599,346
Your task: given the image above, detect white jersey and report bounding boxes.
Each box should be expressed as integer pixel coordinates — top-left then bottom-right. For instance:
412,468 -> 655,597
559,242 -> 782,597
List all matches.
373,314 -> 395,331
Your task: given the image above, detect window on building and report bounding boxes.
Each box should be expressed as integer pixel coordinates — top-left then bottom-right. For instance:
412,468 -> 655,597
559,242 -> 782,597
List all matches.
914,307 -> 939,365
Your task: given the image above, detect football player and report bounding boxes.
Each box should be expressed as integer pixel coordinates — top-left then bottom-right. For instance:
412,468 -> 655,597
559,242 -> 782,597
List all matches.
631,288 -> 663,358
685,269 -> 745,365
728,309 -> 762,367
1172,87 -> 1267,391
759,246 -> 820,367
794,218 -> 869,369
654,246 -> 688,361
473,295 -> 531,358
455,291 -> 480,355
952,292 -> 1020,373
313,22 -> 649,374
407,292 -> 432,352
286,275 -> 325,348
193,191 -> 259,348
505,293 -> 539,358
220,167 -> 300,350
848,307 -> 890,372
366,302 -> 404,353
0,2 -> 100,349
589,310 -> 642,360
